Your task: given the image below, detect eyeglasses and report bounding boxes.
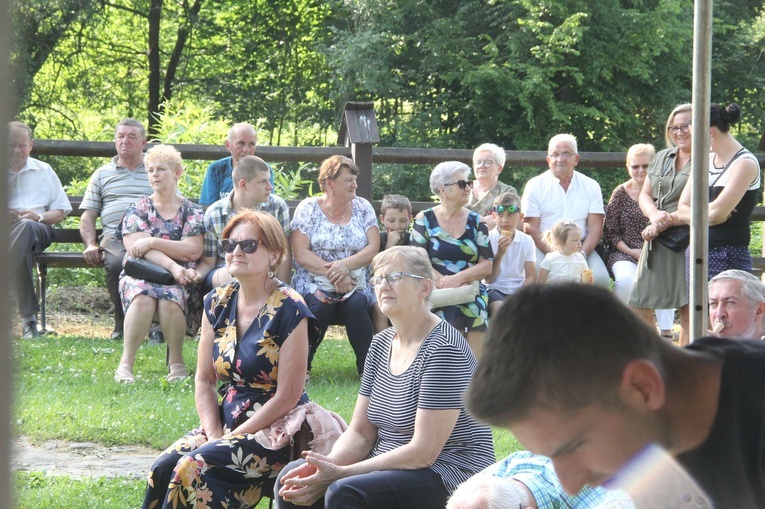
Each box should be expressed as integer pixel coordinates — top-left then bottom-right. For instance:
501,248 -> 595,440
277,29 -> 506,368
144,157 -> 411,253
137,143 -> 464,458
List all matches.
493,205 -> 520,214
667,124 -> 691,135
630,164 -> 650,170
221,238 -> 260,254
444,179 -> 473,190
474,159 -> 496,168
369,271 -> 425,288
548,152 -> 575,160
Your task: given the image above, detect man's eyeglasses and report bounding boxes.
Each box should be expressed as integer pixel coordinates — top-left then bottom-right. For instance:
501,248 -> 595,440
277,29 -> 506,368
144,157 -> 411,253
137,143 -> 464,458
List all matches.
369,272 -> 425,288
493,205 -> 520,214
474,159 -> 496,168
444,180 -> 473,190
221,238 -> 260,254
630,164 -> 650,170
548,152 -> 575,160
667,124 -> 691,135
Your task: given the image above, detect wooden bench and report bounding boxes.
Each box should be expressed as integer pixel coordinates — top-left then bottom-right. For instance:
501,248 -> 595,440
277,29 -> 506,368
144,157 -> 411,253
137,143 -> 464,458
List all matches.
39,196 -> 765,329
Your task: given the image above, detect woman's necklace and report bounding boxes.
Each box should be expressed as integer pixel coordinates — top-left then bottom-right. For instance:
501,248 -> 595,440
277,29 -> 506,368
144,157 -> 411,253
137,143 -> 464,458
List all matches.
323,198 -> 348,222
441,208 -> 465,237
392,318 -> 432,373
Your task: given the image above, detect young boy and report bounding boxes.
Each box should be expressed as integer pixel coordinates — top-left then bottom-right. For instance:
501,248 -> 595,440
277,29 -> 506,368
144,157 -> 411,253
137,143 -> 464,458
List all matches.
484,191 -> 536,316
379,194 -> 412,251
371,194 -> 414,332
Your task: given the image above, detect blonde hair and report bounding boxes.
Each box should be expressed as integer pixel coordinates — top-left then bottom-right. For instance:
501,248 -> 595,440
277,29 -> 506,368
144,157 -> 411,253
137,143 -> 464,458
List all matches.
542,220 -> 581,252
371,246 -> 435,300
664,103 -> 692,148
626,143 -> 655,167
144,144 -> 183,173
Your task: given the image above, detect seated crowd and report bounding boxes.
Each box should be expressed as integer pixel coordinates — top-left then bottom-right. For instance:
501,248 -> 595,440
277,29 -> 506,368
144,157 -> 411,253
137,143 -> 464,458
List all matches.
9,104 -> 764,508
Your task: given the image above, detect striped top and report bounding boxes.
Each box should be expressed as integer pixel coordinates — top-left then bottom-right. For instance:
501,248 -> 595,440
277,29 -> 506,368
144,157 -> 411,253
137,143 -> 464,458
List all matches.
80,156 -> 153,234
360,319 -> 495,492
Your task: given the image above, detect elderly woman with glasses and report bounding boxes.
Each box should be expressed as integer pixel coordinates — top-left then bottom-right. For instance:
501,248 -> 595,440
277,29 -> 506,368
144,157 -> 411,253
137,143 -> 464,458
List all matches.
142,210 -> 319,509
275,246 -> 495,509
468,143 -> 517,230
411,161 -> 492,356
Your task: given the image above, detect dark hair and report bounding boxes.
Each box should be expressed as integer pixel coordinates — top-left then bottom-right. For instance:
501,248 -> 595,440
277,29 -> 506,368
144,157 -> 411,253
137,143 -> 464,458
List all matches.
465,283 -> 668,426
221,210 -> 288,270
710,103 -> 742,133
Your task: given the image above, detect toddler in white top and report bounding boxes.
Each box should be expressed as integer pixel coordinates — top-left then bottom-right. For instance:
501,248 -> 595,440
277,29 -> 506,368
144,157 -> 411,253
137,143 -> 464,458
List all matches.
538,220 -> 592,284
484,191 -> 536,316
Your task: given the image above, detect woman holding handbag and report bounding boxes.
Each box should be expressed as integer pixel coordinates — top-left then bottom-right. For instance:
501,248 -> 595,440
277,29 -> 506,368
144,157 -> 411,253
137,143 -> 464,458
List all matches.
677,102 -> 761,279
114,144 -> 205,383
411,161 -> 492,357
629,104 -> 692,346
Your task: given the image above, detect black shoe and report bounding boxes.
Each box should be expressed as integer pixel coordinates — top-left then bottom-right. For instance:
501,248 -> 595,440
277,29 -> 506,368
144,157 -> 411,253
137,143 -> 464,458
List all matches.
147,330 -> 165,345
22,321 -> 40,339
110,329 -> 124,340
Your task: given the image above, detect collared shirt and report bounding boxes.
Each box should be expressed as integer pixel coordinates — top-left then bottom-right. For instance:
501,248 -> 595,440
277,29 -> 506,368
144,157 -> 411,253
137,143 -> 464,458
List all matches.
80,156 -> 153,234
521,170 -> 604,240
467,180 -> 518,218
203,191 -> 290,265
485,228 -> 536,294
491,451 -> 634,508
8,157 -> 71,215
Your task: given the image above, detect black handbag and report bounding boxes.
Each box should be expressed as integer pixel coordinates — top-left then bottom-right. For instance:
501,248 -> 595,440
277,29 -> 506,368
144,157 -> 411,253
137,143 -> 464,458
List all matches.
655,225 -> 690,252
125,257 -> 175,285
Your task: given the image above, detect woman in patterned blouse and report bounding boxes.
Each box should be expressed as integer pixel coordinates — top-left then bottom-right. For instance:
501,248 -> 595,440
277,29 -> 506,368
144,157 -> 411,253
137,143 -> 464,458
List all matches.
142,210 -> 319,509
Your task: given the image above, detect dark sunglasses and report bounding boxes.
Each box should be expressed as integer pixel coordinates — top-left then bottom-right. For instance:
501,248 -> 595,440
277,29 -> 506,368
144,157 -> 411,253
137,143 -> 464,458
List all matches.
221,238 -> 260,254
630,164 -> 650,170
493,205 -> 520,214
444,179 -> 473,190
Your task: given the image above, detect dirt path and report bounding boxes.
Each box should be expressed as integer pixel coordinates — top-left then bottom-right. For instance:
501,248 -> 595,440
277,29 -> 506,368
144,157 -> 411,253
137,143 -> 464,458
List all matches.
12,436 -> 159,480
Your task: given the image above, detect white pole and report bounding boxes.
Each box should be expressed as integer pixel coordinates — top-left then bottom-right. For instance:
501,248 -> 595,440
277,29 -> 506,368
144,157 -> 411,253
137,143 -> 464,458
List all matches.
689,0 -> 714,341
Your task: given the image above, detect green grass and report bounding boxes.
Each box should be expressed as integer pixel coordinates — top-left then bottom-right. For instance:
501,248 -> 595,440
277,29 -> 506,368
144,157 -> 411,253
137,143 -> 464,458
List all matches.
15,331 -> 520,508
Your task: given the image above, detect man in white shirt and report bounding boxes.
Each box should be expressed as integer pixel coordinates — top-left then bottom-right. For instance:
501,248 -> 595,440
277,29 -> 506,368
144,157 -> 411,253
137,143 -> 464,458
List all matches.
521,133 -> 608,286
8,121 -> 71,338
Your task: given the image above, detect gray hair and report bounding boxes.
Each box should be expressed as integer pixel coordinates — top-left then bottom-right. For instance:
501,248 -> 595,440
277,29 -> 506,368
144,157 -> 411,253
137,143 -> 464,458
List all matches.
548,133 -> 578,155
116,118 -> 146,139
8,121 -> 33,140
228,122 -> 257,142
709,269 -> 765,309
473,143 -> 506,168
371,246 -> 435,300
429,161 -> 471,194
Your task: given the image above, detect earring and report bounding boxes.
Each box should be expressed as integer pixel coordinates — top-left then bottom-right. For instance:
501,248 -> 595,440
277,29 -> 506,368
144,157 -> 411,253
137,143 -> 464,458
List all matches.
267,268 -> 275,279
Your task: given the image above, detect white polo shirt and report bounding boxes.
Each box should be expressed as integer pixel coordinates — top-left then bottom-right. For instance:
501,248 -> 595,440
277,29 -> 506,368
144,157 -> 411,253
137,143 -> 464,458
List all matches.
485,228 -> 536,294
521,170 -> 604,239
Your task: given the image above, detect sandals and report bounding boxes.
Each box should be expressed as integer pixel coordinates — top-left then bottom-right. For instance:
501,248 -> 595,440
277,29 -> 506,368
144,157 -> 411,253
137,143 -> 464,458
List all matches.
114,363 -> 135,383
166,363 -> 189,382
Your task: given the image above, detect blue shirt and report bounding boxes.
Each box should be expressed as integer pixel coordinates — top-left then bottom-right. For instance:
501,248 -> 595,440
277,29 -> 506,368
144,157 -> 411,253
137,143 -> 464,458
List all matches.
199,156 -> 275,206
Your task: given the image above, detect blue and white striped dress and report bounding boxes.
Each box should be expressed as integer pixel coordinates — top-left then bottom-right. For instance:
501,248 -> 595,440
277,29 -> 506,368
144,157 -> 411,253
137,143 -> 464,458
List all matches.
359,319 -> 495,492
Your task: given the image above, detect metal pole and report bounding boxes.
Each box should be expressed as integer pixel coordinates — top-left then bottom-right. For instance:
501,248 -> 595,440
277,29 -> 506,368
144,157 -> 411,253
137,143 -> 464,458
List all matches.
689,0 -> 714,342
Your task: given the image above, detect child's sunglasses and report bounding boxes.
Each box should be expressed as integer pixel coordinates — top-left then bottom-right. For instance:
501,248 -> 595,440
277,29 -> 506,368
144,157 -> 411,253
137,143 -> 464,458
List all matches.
493,205 -> 520,214
221,239 -> 261,254
444,179 -> 473,190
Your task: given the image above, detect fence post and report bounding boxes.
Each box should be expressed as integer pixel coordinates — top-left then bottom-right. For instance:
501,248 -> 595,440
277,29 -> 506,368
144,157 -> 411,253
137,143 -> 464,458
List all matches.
338,102 -> 379,201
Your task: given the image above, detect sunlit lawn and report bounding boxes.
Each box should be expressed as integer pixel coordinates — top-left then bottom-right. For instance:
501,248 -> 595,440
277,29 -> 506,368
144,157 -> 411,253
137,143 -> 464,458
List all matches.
14,329 -> 520,508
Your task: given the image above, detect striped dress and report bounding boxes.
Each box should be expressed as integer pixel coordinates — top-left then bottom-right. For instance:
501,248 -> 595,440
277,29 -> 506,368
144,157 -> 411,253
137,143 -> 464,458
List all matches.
360,320 -> 495,492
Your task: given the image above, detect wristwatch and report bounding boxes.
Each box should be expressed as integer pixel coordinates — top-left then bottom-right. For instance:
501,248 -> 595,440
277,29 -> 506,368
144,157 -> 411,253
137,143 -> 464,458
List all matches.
37,213 -> 45,223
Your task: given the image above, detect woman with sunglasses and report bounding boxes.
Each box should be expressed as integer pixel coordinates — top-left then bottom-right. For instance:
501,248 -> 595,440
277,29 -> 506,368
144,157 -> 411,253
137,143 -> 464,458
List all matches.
291,155 -> 380,375
468,143 -> 517,230
142,209 -> 319,509
629,104 -> 692,346
411,161 -> 492,357
276,246 -> 495,509
604,144 -> 677,340
114,144 -> 205,383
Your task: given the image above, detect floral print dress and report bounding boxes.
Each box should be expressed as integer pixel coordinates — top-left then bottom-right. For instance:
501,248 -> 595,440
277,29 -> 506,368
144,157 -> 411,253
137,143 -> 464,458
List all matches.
142,282 -> 318,509
116,196 -> 206,334
411,208 -> 492,332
